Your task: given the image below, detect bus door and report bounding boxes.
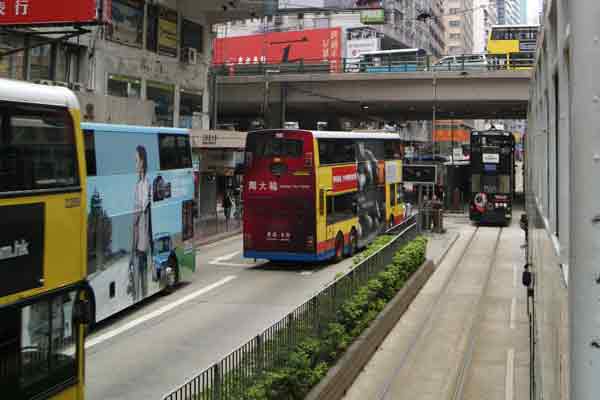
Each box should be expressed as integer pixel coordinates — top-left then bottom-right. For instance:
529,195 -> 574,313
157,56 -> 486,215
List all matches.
0,102 -> 84,296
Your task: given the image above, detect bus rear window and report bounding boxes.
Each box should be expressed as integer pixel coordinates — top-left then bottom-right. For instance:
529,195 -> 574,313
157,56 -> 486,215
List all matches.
0,105 -> 79,194
247,133 -> 303,158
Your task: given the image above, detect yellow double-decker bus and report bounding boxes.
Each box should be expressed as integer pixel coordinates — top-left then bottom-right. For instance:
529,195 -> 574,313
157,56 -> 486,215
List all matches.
0,79 -> 90,399
487,24 -> 540,69
243,130 -> 405,262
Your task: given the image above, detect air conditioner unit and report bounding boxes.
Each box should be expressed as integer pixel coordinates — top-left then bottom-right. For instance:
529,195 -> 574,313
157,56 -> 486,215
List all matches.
36,79 -> 54,86
183,47 -> 198,65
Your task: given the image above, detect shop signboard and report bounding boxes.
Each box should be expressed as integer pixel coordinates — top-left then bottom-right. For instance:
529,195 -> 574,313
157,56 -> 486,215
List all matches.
213,28 -> 342,72
346,38 -> 380,58
0,0 -> 103,26
158,7 -> 178,57
360,9 -> 385,24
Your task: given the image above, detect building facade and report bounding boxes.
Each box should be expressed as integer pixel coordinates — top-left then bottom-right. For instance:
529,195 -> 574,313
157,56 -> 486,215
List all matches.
443,0 -> 475,55
472,0 -> 497,53
0,0 -> 272,129
495,0 -> 521,25
220,1 -> 446,58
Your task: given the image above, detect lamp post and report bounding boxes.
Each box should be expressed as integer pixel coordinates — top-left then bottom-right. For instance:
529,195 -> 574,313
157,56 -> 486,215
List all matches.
263,68 -> 279,128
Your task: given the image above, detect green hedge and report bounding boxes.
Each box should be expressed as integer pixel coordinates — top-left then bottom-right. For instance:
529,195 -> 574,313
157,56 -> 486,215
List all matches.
240,236 -> 428,400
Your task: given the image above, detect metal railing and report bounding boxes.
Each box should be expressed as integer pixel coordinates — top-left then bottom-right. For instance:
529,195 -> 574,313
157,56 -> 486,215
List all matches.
213,54 -> 535,77
163,214 -> 419,400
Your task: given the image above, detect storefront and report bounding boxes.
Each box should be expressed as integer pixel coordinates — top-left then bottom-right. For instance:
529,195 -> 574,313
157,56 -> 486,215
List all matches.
191,129 -> 247,241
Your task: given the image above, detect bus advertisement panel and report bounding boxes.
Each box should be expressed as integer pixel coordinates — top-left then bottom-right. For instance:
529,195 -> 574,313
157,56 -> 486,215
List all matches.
243,130 -> 404,262
83,124 -> 195,323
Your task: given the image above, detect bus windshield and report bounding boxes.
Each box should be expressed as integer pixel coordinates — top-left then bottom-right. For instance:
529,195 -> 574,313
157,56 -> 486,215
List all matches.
0,105 -> 79,193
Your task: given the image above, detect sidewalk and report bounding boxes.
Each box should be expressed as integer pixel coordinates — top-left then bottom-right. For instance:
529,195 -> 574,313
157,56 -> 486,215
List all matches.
342,218 -> 529,400
194,215 -> 241,246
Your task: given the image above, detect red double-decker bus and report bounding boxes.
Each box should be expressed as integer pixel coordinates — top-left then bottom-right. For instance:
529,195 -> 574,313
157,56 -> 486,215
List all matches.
243,130 -> 405,262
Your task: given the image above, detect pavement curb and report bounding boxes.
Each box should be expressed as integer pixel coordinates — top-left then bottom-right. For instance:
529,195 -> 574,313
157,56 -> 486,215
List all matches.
305,259 -> 435,400
195,230 -> 242,247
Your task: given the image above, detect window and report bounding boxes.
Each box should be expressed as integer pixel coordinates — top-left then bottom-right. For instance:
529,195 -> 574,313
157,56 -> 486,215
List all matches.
0,289 -> 80,399
0,34 -> 25,80
159,134 -> 192,170
146,4 -> 159,52
147,81 -> 175,127
449,33 -> 461,40
108,0 -> 143,47
384,141 -> 403,159
247,133 -> 304,158
179,90 -> 203,129
158,8 -> 178,57
358,140 -> 384,161
318,139 -> 356,165
83,130 -> 97,176
449,20 -> 461,27
107,74 -> 141,98
0,104 -> 79,193
29,43 -> 52,81
181,19 -> 204,55
326,192 -> 357,225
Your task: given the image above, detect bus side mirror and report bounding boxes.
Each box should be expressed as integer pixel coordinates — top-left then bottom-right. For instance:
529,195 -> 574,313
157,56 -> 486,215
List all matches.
73,298 -> 92,326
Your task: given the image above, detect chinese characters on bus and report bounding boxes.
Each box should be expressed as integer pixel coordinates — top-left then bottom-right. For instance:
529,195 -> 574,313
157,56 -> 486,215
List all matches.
0,0 -> 29,16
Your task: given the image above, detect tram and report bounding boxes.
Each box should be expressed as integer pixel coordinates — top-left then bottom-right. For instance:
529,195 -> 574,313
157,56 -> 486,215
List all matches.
469,129 -> 515,225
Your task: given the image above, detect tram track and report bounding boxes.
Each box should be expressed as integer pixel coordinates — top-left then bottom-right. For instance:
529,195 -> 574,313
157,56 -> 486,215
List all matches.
450,227 -> 503,400
373,225 -> 503,400
375,226 -> 480,400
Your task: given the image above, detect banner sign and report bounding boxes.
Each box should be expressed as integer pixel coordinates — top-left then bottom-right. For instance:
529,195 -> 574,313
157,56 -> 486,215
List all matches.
385,161 -> 402,184
213,28 -> 342,72
0,0 -> 100,25
346,38 -> 380,58
332,165 -> 358,192
158,7 -> 178,57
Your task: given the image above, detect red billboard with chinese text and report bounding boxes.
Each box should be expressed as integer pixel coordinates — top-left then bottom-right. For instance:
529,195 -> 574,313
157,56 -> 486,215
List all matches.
213,28 -> 342,72
332,165 -> 358,193
0,0 -> 102,26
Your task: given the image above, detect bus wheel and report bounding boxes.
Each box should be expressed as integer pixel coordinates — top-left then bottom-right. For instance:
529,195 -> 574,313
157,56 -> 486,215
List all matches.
165,254 -> 179,293
348,229 -> 358,257
334,233 -> 345,262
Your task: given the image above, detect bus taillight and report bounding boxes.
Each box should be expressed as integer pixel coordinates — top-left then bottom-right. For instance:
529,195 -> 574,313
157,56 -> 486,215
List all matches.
306,235 -> 314,250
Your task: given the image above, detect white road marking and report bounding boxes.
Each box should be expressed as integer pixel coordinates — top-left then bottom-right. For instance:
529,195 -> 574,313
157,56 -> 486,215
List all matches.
87,275 -> 237,349
299,271 -> 313,276
209,251 -> 254,267
510,298 -> 517,329
505,348 -> 515,400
